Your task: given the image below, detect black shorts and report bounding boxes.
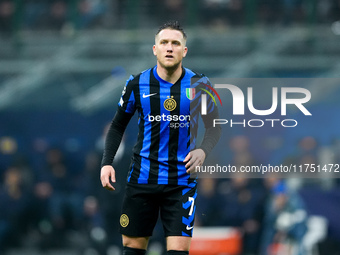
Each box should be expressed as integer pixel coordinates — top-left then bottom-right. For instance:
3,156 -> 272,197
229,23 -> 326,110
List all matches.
119,182 -> 197,237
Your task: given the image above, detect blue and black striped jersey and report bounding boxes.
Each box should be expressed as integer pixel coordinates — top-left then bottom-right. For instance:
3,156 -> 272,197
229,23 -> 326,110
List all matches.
117,66 -> 217,186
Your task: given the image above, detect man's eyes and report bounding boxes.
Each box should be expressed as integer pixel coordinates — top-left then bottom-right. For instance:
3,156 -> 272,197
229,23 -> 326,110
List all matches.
160,41 -> 180,45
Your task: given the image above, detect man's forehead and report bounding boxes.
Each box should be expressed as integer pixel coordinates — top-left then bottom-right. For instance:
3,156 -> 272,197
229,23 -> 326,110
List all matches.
156,29 -> 185,41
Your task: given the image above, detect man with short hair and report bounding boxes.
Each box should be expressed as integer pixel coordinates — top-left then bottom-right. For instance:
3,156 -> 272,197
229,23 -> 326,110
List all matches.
100,21 -> 221,255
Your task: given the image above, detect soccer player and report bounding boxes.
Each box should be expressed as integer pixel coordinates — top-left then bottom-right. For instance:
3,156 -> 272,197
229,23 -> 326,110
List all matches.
100,21 -> 221,255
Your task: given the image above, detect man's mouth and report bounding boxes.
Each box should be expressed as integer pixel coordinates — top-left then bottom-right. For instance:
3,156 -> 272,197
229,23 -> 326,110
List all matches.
165,55 -> 174,59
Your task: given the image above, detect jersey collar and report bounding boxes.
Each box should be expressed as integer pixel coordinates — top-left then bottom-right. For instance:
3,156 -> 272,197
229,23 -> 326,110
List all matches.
153,66 -> 186,85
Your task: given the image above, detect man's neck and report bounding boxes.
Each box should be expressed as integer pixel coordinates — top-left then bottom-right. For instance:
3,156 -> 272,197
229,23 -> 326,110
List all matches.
156,64 -> 183,84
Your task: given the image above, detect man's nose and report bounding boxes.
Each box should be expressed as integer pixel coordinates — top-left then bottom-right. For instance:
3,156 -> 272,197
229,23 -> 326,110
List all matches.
166,44 -> 173,52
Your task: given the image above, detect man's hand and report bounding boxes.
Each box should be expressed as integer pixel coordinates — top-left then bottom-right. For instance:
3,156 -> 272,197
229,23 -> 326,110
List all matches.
183,149 -> 206,174
100,165 -> 116,191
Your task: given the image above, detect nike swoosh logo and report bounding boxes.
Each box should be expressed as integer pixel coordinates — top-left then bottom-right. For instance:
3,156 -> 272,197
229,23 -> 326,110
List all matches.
186,225 -> 194,231
142,93 -> 157,98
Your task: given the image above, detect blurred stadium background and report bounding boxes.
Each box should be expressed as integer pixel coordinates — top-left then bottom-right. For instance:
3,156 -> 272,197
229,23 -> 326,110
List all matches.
0,0 -> 340,255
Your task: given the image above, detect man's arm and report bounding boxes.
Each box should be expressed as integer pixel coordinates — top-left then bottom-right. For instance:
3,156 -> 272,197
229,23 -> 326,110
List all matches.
185,107 -> 221,173
200,104 -> 221,155
100,108 -> 133,190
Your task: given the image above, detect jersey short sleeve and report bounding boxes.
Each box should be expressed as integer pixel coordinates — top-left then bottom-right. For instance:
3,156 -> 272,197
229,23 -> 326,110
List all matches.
190,75 -> 217,117
200,76 -> 216,115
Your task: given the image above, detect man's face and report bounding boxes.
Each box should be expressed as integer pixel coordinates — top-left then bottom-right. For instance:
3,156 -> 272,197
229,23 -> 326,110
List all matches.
153,29 -> 188,70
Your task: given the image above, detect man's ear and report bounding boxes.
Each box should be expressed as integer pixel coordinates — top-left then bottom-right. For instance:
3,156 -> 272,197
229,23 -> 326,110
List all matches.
183,46 -> 188,57
152,45 -> 157,56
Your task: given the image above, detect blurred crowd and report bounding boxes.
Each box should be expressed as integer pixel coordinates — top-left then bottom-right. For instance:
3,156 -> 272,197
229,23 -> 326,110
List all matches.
0,145 -> 131,254
1,131 -> 340,255
1,0 -> 340,35
0,0 -> 107,34
196,135 -> 338,255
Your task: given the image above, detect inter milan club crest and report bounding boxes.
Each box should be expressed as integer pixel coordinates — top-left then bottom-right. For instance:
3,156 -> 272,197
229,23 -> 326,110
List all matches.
163,96 -> 177,111
120,214 -> 129,227
186,88 -> 196,100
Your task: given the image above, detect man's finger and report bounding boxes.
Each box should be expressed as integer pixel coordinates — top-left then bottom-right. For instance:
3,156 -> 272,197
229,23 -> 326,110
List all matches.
185,158 -> 196,173
183,152 -> 191,163
101,175 -> 115,191
103,176 -> 115,190
185,153 -> 199,168
111,171 -> 116,183
105,183 -> 115,191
